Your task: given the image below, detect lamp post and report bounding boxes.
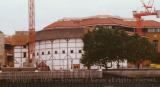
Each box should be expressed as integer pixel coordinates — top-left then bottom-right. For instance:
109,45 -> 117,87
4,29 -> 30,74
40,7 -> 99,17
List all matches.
66,39 -> 69,70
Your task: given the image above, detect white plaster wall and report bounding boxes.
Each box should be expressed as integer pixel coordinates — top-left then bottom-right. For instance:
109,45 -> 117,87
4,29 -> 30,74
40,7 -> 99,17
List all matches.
14,45 -> 28,67
13,38 -> 127,70
35,38 -> 83,70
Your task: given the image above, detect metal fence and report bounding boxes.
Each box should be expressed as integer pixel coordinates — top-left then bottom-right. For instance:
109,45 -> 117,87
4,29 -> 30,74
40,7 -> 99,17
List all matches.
0,70 -> 160,87
103,69 -> 160,77
0,77 -> 160,87
0,70 -> 102,80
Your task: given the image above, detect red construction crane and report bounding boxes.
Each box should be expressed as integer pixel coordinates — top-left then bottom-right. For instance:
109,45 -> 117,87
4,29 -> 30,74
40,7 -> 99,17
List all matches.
28,0 -> 35,64
133,0 -> 160,35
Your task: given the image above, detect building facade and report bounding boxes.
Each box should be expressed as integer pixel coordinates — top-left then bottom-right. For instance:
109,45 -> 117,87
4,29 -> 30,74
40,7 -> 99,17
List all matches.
6,15 -> 160,70
4,31 -> 29,67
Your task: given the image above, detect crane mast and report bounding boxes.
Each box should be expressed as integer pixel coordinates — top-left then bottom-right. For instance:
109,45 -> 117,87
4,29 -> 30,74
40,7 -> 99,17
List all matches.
133,0 -> 159,35
28,0 -> 35,64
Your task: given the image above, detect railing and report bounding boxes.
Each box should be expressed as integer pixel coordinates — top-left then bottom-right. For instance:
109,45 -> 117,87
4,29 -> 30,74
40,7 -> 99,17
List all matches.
103,69 -> 160,77
0,70 -> 160,87
0,70 -> 102,80
0,73 -> 160,87
2,69 -> 160,80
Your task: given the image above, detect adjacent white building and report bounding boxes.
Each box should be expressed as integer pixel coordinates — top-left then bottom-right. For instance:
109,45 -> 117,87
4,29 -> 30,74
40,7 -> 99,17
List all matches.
14,45 -> 28,67
11,32 -> 29,68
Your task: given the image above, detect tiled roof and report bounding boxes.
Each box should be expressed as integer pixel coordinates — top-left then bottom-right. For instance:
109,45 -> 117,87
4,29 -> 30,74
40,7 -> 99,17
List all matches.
5,36 -> 12,44
81,17 -> 126,26
125,20 -> 160,28
141,20 -> 160,28
12,34 -> 28,46
36,28 -> 85,41
44,20 -> 82,29
44,16 -> 160,29
5,34 -> 28,46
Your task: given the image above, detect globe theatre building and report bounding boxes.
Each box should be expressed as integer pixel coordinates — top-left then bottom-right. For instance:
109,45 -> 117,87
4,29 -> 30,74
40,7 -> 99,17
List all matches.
35,28 -> 84,70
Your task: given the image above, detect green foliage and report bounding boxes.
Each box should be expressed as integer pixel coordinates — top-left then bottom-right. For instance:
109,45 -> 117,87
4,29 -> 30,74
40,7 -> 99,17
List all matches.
81,27 -> 130,69
81,26 -> 157,69
126,34 -> 157,68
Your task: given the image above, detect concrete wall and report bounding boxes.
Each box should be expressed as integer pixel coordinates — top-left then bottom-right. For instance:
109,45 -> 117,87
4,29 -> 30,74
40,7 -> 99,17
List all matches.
0,32 -> 5,65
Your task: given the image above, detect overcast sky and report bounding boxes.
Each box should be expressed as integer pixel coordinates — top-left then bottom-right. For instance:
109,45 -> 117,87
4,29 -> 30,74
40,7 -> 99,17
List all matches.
0,0 -> 160,35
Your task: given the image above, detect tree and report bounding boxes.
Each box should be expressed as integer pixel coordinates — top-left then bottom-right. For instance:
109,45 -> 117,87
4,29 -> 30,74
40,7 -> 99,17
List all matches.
108,29 -> 130,68
126,34 -> 157,68
81,27 -> 129,69
81,26 -> 157,69
81,31 -> 95,69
